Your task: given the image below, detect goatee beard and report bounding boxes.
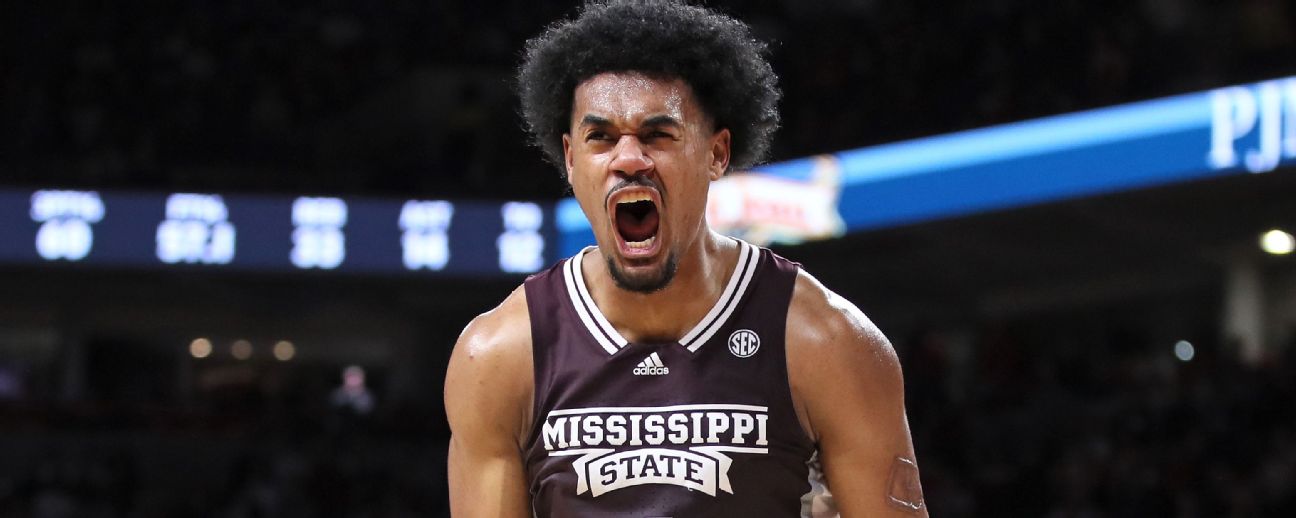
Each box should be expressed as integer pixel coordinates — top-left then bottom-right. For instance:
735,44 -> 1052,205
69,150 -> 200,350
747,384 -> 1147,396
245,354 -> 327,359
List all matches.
607,253 -> 678,294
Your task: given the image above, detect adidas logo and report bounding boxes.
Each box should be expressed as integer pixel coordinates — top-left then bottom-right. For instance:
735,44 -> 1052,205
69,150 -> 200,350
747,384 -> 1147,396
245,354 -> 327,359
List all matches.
632,352 -> 669,376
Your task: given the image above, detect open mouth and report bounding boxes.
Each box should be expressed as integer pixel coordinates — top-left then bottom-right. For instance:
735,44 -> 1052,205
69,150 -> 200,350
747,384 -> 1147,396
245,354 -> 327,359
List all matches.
610,191 -> 661,253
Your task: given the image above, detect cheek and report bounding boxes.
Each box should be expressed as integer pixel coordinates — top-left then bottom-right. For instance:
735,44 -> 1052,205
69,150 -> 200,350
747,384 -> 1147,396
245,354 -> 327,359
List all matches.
667,174 -> 711,226
568,168 -> 611,225
572,179 -> 602,216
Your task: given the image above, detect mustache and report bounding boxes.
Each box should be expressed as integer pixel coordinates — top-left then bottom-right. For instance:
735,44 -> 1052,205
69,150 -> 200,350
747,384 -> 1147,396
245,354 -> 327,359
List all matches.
603,176 -> 665,207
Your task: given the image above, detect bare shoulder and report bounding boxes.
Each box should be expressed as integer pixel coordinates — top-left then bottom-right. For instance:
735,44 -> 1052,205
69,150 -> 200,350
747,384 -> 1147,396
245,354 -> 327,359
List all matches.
785,268 -> 905,441
451,284 -> 533,368
444,285 -> 535,446
786,268 -> 900,372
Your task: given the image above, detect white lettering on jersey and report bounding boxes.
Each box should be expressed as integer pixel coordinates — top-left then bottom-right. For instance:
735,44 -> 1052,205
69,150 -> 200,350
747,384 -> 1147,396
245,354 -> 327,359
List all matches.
728,329 -> 761,357
542,404 -> 770,497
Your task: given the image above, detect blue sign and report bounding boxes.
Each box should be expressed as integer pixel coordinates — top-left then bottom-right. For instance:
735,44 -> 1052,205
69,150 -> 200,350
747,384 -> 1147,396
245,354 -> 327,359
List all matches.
557,75 -> 1296,255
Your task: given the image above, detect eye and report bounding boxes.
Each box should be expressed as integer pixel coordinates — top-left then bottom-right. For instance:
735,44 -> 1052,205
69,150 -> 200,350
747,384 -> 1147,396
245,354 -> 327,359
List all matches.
586,131 -> 611,142
644,130 -> 675,140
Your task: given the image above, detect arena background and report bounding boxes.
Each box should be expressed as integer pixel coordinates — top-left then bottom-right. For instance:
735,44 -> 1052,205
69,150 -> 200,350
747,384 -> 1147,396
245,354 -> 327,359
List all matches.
2,1 -> 1294,516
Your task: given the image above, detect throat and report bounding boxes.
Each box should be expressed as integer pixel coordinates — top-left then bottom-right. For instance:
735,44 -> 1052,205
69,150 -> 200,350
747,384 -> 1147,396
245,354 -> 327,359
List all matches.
594,253 -> 729,344
615,200 -> 659,243
606,303 -> 691,344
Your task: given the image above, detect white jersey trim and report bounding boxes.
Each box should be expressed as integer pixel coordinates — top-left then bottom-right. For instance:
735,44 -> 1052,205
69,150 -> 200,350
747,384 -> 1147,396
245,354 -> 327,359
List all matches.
562,240 -> 761,355
563,251 -> 624,354
681,241 -> 759,352
546,403 -> 769,417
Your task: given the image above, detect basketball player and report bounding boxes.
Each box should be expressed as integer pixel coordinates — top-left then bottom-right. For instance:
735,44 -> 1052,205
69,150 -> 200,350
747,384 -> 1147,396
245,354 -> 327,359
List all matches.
445,1 -> 926,515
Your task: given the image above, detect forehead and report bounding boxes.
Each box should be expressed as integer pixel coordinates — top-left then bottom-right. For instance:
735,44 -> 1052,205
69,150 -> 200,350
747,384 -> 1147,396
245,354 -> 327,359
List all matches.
571,72 -> 703,126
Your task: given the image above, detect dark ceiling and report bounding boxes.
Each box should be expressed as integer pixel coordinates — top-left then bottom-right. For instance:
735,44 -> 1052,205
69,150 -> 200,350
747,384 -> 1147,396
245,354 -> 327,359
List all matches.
791,167 -> 1296,325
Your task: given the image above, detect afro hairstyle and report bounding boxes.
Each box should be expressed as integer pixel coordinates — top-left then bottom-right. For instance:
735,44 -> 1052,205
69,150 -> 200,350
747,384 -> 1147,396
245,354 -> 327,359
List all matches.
517,0 -> 781,176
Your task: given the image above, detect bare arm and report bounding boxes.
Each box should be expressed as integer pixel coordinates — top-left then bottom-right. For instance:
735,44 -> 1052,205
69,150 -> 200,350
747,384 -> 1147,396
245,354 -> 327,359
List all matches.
787,272 -> 928,517
444,287 -> 534,517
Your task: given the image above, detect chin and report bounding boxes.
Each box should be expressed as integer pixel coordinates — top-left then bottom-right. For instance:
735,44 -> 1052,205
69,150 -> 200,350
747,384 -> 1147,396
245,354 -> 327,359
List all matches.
606,252 -> 678,294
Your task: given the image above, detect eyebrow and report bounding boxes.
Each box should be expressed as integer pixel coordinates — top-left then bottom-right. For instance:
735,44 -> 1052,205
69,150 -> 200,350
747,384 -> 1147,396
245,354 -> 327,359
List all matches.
641,115 -> 682,129
576,114 -> 683,130
578,115 -> 612,129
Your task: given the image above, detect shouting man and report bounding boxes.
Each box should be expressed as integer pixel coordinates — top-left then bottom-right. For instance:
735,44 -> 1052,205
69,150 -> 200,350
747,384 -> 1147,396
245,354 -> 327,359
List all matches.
445,1 -> 927,516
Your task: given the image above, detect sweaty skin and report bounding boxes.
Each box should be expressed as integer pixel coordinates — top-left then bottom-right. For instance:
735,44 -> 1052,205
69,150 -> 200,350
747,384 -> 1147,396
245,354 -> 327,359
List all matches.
445,72 -> 927,517
564,73 -> 739,341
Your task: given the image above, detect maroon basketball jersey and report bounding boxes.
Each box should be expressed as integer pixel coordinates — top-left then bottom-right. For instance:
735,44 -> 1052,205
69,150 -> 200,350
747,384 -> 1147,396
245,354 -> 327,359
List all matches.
523,240 -> 835,517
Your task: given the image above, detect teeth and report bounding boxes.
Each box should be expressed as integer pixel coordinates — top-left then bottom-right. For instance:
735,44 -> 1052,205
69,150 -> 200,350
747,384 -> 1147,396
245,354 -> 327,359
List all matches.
625,235 -> 655,249
616,193 -> 653,205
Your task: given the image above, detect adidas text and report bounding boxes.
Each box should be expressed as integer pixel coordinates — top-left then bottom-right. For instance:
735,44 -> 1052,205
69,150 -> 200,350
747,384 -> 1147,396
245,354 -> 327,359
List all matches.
633,365 -> 670,375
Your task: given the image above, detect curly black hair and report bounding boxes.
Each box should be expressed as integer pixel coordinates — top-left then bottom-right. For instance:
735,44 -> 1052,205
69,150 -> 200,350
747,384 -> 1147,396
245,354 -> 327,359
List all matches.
517,0 -> 781,175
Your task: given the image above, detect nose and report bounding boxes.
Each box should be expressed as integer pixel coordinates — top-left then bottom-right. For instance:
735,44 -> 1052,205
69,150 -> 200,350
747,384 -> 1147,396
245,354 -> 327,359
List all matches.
609,135 -> 654,178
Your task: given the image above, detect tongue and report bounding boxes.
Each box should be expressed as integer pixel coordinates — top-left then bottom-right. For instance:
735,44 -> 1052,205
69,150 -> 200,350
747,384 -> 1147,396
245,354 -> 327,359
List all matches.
617,204 -> 659,243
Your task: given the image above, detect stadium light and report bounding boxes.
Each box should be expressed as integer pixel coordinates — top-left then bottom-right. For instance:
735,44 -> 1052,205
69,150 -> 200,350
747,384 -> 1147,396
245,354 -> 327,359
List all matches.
231,339 -> 253,360
273,340 -> 296,361
189,338 -> 213,359
1260,229 -> 1295,255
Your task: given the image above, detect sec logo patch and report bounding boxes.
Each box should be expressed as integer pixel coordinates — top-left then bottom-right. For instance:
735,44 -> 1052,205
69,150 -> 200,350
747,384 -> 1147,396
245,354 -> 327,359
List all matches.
728,329 -> 760,358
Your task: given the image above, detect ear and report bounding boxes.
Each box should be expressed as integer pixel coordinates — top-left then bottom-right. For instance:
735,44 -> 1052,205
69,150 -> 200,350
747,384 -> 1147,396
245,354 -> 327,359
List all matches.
708,128 -> 732,181
562,133 -> 575,183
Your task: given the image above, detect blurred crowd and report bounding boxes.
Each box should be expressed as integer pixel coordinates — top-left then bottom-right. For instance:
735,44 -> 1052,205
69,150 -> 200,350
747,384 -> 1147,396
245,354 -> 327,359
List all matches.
905,325 -> 1296,516
3,0 -> 1293,199
0,362 -> 450,518
0,430 -> 449,518
2,0 -> 570,198
3,320 -> 1293,517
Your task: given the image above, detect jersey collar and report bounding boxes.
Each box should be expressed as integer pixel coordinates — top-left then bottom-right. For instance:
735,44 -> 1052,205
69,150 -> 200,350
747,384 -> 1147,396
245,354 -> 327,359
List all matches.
563,239 -> 760,355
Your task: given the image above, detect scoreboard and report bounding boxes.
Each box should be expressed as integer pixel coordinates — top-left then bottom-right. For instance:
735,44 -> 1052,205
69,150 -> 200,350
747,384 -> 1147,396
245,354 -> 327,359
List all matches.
13,76 -> 1293,272
1,188 -> 557,277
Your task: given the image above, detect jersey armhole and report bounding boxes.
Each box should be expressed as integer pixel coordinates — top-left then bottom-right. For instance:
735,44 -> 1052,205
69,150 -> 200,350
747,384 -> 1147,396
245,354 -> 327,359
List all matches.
778,264 -> 819,448
521,277 -> 550,453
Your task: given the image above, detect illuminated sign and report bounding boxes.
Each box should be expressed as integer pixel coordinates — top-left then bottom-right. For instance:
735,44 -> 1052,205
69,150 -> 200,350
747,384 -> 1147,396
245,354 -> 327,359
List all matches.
0,190 -> 556,277
706,155 -> 845,245
498,202 -> 546,273
1209,79 -> 1296,173
30,190 -> 103,262
156,193 -> 235,265
291,197 -> 348,269
400,200 -> 454,271
556,75 -> 1296,254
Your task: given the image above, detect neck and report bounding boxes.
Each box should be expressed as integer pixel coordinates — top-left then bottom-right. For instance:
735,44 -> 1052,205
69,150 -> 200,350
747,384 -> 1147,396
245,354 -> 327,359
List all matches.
584,229 -> 739,343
